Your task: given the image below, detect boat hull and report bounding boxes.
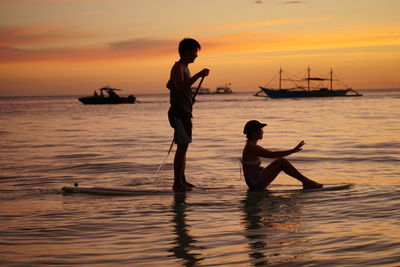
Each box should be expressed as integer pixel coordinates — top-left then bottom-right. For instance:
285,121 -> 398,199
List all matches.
259,87 -> 362,99
78,95 -> 136,104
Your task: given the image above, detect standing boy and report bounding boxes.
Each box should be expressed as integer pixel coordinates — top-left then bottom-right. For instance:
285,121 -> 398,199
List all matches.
166,38 -> 209,191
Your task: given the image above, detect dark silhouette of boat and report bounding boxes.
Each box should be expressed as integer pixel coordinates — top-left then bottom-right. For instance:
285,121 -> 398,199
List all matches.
215,83 -> 233,94
255,67 -> 362,99
191,86 -> 210,94
190,83 -> 234,95
78,86 -> 136,104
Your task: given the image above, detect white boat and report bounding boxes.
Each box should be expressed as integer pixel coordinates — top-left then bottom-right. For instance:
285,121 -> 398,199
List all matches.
215,83 -> 233,94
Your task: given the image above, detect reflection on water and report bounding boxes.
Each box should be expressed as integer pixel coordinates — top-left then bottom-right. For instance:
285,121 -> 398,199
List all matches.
0,91 -> 399,266
241,191 -> 305,266
168,193 -> 204,266
242,192 -> 269,266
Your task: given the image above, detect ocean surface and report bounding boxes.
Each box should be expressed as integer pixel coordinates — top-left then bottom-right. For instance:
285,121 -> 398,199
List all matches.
0,90 -> 399,266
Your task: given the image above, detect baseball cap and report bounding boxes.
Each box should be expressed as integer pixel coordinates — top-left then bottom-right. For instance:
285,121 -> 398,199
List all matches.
243,120 -> 267,135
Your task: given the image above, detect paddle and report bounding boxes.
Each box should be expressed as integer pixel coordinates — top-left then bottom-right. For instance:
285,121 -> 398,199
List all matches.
155,75 -> 207,174
192,76 -> 205,103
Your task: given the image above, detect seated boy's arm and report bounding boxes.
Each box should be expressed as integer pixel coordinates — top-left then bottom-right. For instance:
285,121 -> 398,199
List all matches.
253,145 -> 294,158
252,145 -> 274,158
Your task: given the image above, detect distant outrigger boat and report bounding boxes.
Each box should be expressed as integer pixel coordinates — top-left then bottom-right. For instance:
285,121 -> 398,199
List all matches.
79,86 -> 136,104
255,67 -> 362,99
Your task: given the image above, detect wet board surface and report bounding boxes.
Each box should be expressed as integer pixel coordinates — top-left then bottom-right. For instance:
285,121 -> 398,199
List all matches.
267,183 -> 352,193
61,183 -> 352,196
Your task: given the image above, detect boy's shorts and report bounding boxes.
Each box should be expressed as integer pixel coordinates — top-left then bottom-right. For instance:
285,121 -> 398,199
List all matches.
168,108 -> 192,145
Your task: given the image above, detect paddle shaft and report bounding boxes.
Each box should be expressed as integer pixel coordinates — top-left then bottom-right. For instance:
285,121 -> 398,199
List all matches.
192,75 -> 205,103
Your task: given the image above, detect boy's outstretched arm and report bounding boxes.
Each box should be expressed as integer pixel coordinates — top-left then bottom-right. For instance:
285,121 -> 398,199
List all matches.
252,141 -> 305,159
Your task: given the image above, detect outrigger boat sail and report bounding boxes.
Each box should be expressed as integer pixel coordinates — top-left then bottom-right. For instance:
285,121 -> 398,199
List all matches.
255,67 -> 362,98
78,86 -> 136,104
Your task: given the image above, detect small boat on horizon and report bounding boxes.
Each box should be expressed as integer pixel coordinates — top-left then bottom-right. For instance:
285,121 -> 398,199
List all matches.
191,86 -> 211,95
78,86 -> 136,104
191,83 -> 234,95
215,83 -> 233,94
255,67 -> 362,99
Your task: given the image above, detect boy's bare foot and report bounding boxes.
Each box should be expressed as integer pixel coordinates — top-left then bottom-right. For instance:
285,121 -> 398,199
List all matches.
302,179 -> 323,189
182,176 -> 195,188
182,181 -> 195,188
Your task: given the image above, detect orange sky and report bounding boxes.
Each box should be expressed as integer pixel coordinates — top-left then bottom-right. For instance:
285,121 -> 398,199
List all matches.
0,0 -> 399,96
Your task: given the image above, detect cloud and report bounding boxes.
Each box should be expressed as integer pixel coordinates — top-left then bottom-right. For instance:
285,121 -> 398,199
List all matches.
75,11 -> 108,16
198,17 -> 329,33
1,24 -> 399,64
108,37 -> 177,59
283,1 -> 307,4
253,0 -> 307,4
109,38 -> 175,51
0,25 -> 90,46
0,37 -> 177,63
203,18 -> 296,31
198,28 -> 400,59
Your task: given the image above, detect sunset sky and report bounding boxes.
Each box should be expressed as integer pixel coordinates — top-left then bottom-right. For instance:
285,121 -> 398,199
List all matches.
1,0 -> 399,96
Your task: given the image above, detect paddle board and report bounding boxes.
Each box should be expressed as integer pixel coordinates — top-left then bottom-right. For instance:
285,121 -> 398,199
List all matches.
263,183 -> 352,193
61,183 -> 352,196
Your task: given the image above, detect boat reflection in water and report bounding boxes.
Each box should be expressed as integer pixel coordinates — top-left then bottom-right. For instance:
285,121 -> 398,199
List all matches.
255,67 -> 362,99
78,86 -> 136,104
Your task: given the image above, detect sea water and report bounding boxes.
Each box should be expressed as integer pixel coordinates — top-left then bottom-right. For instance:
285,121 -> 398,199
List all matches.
0,90 -> 399,266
